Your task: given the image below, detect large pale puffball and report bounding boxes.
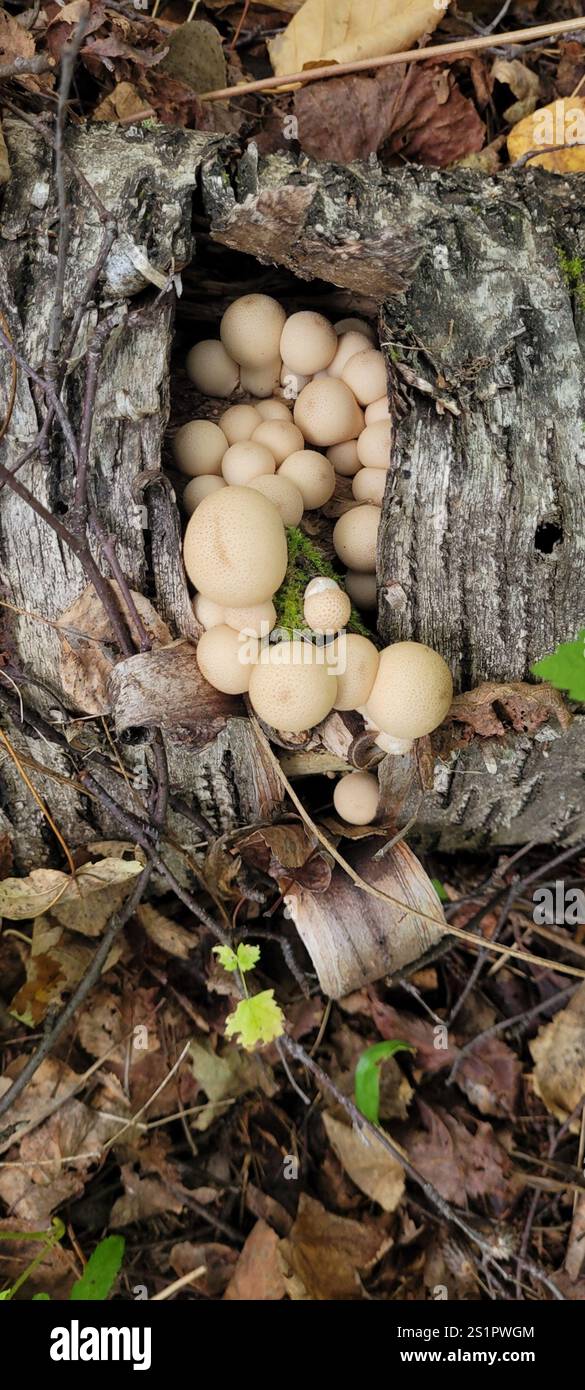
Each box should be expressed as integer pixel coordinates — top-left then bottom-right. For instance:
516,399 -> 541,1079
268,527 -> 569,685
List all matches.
221,441 -> 276,486
365,641 -> 454,741
240,360 -> 282,398
219,403 -> 262,446
255,398 -> 292,421
278,451 -> 336,510
186,341 -> 239,398
196,624 -> 257,695
332,505 -> 381,573
172,419 -> 227,477
251,419 -> 304,464
327,440 -> 361,477
327,332 -> 372,379
294,378 -> 363,447
182,475 -> 226,516
303,578 -> 351,635
248,473 -> 304,525
280,312 -> 337,375
224,600 -> 277,637
357,420 -> 392,470
352,469 -> 386,506
331,634 -> 379,710
335,317 -> 376,342
220,294 -> 286,368
248,639 -> 337,733
183,485 -> 287,606
341,349 -> 387,406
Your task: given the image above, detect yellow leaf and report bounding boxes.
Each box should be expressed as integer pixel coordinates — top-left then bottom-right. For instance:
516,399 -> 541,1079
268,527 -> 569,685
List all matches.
268,0 -> 450,78
507,97 -> 585,173
0,857 -> 143,927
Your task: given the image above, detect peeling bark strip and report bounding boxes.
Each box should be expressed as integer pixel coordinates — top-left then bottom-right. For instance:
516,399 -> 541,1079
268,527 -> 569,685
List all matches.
0,126 -> 584,855
204,147 -> 585,849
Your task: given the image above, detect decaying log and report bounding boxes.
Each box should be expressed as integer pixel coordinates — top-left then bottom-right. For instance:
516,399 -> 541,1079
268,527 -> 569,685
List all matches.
0,124 -> 584,868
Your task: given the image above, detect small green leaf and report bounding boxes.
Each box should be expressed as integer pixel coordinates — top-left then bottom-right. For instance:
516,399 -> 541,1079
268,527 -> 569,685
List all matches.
224,990 -> 284,1050
431,877 -> 448,903
0,1289 -> 12,1300
70,1235 -> 125,1301
531,630 -> 585,702
355,1040 -> 414,1124
33,1292 -> 50,1300
213,944 -> 239,972
235,943 -> 260,973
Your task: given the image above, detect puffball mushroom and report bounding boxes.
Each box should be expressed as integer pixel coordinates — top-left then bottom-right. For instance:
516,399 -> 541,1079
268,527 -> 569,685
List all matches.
193,593 -> 225,630
278,450 -> 336,510
357,420 -> 392,470
240,360 -> 282,398
344,569 -> 377,611
248,473 -> 304,526
331,634 -> 379,710
333,770 -> 380,826
335,317 -> 376,342
182,475 -> 226,516
280,311 -> 337,375
251,419 -> 304,465
221,441 -> 276,486
327,440 -> 361,478
327,331 -> 372,379
220,294 -> 286,369
365,641 -> 454,742
219,403 -> 262,445
183,485 -> 287,607
172,419 -> 228,477
303,577 -> 351,634
224,600 -> 277,637
186,341 -> 239,398
332,505 -> 381,573
352,468 -> 386,506
365,396 -> 391,425
196,624 -> 257,695
294,378 -> 362,447
341,348 -> 387,406
248,639 -> 337,733
255,398 -> 292,421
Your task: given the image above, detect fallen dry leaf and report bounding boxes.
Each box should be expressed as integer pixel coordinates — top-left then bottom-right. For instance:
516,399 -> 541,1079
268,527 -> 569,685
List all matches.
224,1219 -> 286,1300
237,821 -> 332,891
9,916 -> 123,1026
57,582 -> 171,715
295,68 -> 403,164
0,1091 -> 116,1222
93,80 -> 154,123
492,58 -> 540,126
136,903 -> 194,959
530,982 -> 585,1124
269,0 -> 450,77
507,96 -> 585,172
278,1193 -> 389,1299
188,1037 -> 276,1131
322,1112 -> 405,1213
407,1102 -> 516,1210
159,20 -> 226,93
370,999 -> 519,1117
0,855 -> 143,931
445,680 -> 571,740
110,1167 -> 184,1227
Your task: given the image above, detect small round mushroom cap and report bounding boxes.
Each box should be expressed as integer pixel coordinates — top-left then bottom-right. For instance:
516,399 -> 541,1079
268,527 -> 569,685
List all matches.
365,641 -> 454,740
365,396 -> 391,425
224,600 -> 277,637
248,473 -> 304,526
331,633 -> 379,710
186,341 -> 239,398
255,398 -> 292,421
327,332 -> 372,379
192,593 -> 225,630
251,419 -> 304,465
172,419 -> 228,477
280,366 -> 310,400
357,420 -> 392,470
248,639 -> 337,733
294,378 -> 361,447
221,441 -> 276,486
219,403 -> 262,446
183,485 -> 287,607
327,440 -> 361,477
240,359 -> 282,399
352,468 -> 386,506
333,770 -> 380,826
182,475 -> 227,515
278,451 -> 336,510
341,349 -> 387,406
280,311 -> 337,375
335,317 -> 376,342
333,505 -> 381,572
220,294 -> 286,368
344,569 -> 377,611
303,578 -> 351,634
196,624 -> 257,695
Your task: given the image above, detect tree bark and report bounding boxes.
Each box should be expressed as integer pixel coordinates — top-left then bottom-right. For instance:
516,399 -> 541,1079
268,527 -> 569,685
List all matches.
1,125 -> 584,862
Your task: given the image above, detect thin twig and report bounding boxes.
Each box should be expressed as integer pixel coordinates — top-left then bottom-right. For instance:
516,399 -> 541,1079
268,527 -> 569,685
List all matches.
199,17 -> 585,102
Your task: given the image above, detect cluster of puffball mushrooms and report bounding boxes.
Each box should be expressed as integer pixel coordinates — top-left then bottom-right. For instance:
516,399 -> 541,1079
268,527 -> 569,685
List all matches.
172,294 -> 453,827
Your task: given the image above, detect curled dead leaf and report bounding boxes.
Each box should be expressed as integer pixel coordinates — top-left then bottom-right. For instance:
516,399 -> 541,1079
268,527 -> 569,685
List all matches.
530,981 -> 585,1125
57,582 -> 171,715
322,1112 -> 405,1213
269,0 -> 450,77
